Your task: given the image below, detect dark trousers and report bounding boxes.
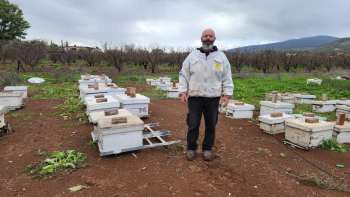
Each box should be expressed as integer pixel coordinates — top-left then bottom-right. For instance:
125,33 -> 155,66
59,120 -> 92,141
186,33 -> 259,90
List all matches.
186,97 -> 220,151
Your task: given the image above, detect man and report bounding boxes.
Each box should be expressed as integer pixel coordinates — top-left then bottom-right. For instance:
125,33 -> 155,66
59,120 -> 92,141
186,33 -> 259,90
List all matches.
178,28 -> 234,161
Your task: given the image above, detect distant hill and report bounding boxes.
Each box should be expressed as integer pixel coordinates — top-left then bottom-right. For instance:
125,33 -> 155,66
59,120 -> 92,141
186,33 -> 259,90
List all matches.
311,38 -> 350,52
229,35 -> 339,51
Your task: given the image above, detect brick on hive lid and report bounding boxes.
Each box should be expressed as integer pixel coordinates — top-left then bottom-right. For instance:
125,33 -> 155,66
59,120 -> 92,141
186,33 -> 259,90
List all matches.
94,94 -> 104,98
111,86 -> 119,89
153,78 -> 157,80
314,78 -> 318,80
173,81 -> 177,87
85,74 -> 90,76
98,71 -> 101,76
88,85 -> 94,88
305,117 -> 319,123
172,87 -> 178,89
270,112 -> 283,117
96,98 -> 107,103
107,83 -> 114,87
303,112 -> 315,117
130,87 -> 136,98
105,109 -> 118,116
290,91 -> 298,93
111,117 -> 127,124
271,91 -> 278,94
126,87 -> 132,95
234,102 -> 244,105
160,79 -> 164,82
2,90 -> 13,93
339,98 -> 347,101
346,104 -> 350,107
281,94 -> 288,96
84,78 -> 89,81
336,113 -> 346,125
161,82 -> 166,84
300,93 -> 308,95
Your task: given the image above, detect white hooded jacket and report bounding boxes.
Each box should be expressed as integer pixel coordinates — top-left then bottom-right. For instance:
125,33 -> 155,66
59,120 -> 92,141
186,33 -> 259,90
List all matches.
178,49 -> 234,98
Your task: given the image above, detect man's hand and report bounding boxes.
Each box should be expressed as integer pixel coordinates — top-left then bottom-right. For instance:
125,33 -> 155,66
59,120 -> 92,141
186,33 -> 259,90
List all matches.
181,94 -> 188,105
221,96 -> 229,108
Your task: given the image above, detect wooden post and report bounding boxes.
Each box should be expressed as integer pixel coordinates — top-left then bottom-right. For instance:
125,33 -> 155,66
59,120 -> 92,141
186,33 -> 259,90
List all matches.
322,94 -> 327,101
272,94 -> 278,103
336,113 -> 346,125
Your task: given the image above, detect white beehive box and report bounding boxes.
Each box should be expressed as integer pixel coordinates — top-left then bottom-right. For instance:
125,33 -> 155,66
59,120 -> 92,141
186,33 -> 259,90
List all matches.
80,87 -> 109,102
291,114 -> 327,121
264,93 -> 281,101
155,82 -> 172,91
149,79 -> 160,86
0,105 -> 6,127
336,105 -> 350,119
116,94 -> 150,118
259,101 -> 294,116
278,95 -> 295,104
312,100 -> 336,113
0,92 -> 23,107
159,77 -> 171,83
258,114 -> 295,135
285,118 -> 335,148
307,79 -> 322,84
166,87 -> 180,98
225,102 -> 255,119
332,122 -> 350,144
81,74 -> 99,79
332,99 -> 350,105
4,86 -> 27,98
219,100 -> 239,113
333,122 -> 350,144
85,95 -> 120,115
295,94 -> 316,104
107,87 -> 127,98
97,115 -> 144,153
78,78 -> 112,85
146,78 -> 153,85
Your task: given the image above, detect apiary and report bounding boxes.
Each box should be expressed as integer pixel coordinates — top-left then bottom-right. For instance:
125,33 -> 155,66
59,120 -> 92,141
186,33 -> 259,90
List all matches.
155,82 -> 172,91
258,113 -> 295,135
332,113 -> 350,143
96,115 -> 144,154
78,78 -> 112,85
159,76 -> 171,83
259,101 -> 294,116
0,91 -> 24,110
4,86 -> 28,98
225,102 -> 255,119
219,100 -> 239,113
0,105 -> 6,127
336,104 -> 350,119
116,94 -> 150,118
277,94 -> 295,104
149,79 -> 160,86
85,95 -> 120,116
291,112 -> 327,121
294,93 -> 316,104
89,109 -> 133,141
284,118 -> 335,149
312,100 -> 336,113
307,78 -> 322,84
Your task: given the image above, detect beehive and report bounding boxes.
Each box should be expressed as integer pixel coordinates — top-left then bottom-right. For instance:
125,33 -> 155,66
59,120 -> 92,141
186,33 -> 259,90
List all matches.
80,87 -> 109,103
225,102 -> 255,119
81,74 -> 99,80
219,100 -> 239,113
277,95 -> 295,104
307,78 -> 322,84
0,92 -> 23,108
291,113 -> 327,121
259,101 -> 294,116
149,79 -> 160,86
78,78 -> 112,85
159,77 -> 171,83
285,118 -> 335,148
333,122 -> 350,144
335,105 -> 350,119
166,87 -> 180,98
312,100 -> 336,113
258,113 -> 295,135
116,94 -> 150,118
4,86 -> 28,98
333,99 -> 350,105
85,95 -> 120,115
294,94 -> 316,104
0,105 -> 6,127
96,115 -> 144,153
155,82 -> 172,91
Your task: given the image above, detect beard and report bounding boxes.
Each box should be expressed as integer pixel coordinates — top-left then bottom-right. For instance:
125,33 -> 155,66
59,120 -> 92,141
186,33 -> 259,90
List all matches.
201,39 -> 214,51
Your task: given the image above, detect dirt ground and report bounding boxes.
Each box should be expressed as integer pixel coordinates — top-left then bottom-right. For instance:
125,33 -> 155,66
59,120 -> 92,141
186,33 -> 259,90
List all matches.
1,91 -> 350,196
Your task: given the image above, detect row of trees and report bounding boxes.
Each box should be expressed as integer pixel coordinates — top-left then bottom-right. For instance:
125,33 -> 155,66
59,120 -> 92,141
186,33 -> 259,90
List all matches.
1,40 -> 350,73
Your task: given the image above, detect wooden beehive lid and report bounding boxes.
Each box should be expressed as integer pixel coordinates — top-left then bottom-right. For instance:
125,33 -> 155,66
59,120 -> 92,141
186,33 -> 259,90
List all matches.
285,118 -> 335,132
97,115 -> 144,134
89,109 -> 133,124
4,86 -> 27,91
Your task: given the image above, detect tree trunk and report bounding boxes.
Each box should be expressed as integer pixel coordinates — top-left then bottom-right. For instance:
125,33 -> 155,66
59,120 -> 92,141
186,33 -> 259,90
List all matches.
152,69 -> 155,73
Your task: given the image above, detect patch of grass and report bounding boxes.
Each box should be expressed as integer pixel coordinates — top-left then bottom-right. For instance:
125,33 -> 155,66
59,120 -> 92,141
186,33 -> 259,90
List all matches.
10,113 -> 23,117
280,153 -> 286,158
319,139 -> 350,153
189,166 -> 195,171
297,171 -> 349,192
257,148 -> 263,152
88,140 -> 96,147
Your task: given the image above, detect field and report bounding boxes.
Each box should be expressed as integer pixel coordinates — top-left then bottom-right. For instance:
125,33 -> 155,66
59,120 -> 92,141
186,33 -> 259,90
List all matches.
1,60 -> 350,196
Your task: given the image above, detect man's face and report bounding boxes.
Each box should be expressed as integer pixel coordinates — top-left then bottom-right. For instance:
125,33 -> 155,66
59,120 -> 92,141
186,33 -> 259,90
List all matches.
201,30 -> 216,46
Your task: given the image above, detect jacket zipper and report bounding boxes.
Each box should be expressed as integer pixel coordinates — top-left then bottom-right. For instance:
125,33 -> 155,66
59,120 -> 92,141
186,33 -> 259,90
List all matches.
204,57 -> 207,97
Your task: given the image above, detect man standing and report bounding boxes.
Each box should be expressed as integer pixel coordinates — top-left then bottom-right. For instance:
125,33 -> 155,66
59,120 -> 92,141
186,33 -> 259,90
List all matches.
179,28 -> 234,161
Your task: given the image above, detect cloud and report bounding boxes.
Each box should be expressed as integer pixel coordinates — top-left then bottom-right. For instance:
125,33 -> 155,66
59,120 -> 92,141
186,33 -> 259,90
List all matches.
11,0 -> 350,49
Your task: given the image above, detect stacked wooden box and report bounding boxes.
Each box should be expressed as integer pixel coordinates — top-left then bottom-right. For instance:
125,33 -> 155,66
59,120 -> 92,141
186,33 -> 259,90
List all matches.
295,93 -> 316,104
115,94 -> 150,118
85,95 -> 120,116
336,104 -> 350,120
0,91 -> 24,111
259,101 -> 294,116
333,113 -> 350,143
166,81 -> 180,98
258,112 -> 295,135
225,102 -> 255,119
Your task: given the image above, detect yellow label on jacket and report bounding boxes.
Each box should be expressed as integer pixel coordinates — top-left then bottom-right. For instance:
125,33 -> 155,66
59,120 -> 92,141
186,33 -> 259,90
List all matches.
216,64 -> 221,69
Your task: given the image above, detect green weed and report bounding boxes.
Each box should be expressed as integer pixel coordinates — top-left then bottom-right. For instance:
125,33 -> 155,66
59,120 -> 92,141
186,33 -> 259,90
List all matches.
319,139 -> 350,153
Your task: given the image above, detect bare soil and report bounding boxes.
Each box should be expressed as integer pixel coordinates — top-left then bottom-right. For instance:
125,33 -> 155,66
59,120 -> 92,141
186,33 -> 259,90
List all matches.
1,90 -> 350,196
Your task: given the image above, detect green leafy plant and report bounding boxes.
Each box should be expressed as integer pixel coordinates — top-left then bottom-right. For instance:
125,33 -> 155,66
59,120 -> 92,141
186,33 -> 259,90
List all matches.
280,153 -> 286,158
88,140 -> 96,147
189,166 -> 195,171
69,185 -> 89,192
177,144 -> 184,148
217,149 -> 222,153
257,148 -> 263,152
318,139 -> 350,153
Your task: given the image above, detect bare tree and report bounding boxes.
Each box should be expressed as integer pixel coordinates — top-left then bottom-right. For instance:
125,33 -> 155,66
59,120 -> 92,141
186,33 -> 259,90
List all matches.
322,52 -> 336,72
102,42 -> 129,72
80,48 -> 98,66
337,54 -> 350,69
139,44 -> 165,73
60,41 -> 78,66
277,51 -> 296,72
225,48 -> 249,73
16,40 -> 46,72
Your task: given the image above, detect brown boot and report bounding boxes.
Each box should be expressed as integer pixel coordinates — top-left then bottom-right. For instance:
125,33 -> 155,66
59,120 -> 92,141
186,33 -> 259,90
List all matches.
203,150 -> 215,161
186,150 -> 196,161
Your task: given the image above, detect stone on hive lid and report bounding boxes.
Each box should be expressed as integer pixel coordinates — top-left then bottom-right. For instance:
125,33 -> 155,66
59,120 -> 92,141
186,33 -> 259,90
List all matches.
305,117 -> 319,123
270,112 -> 283,117
258,113 -> 295,124
94,94 -> 104,98
303,112 -> 315,117
336,113 -> 346,125
340,98 -> 347,101
89,109 -> 133,124
285,118 -> 335,132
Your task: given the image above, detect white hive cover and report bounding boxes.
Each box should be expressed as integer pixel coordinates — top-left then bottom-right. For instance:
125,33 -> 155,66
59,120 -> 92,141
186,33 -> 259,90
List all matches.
28,77 -> 45,83
226,103 -> 255,111
4,86 -> 28,91
311,100 -> 336,105
85,95 -> 120,111
258,114 -> 295,124
115,94 -> 150,104
97,115 -> 144,134
89,109 -> 133,124
295,94 -> 316,99
285,118 -> 335,132
0,92 -> 23,97
259,101 -> 294,109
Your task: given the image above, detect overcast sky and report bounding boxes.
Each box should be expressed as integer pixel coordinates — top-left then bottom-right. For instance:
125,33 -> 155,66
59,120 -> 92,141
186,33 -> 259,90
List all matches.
10,0 -> 350,49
